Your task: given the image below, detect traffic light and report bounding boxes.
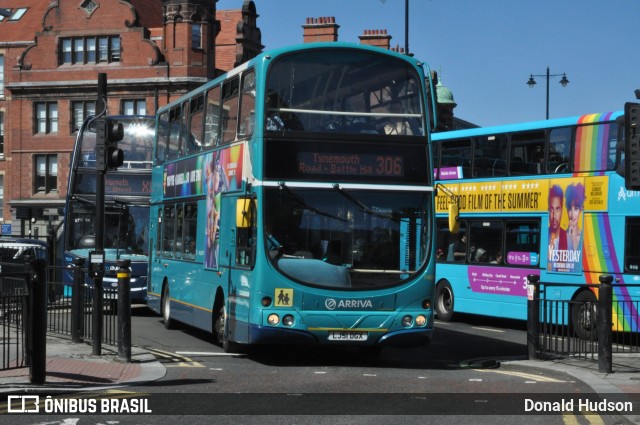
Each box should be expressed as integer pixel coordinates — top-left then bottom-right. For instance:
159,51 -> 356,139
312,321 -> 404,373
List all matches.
95,117 -> 124,171
625,102 -> 640,191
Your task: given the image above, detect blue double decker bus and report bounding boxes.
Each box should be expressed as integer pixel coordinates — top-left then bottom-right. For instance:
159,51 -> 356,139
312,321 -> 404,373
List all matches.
64,115 -> 154,306
147,43 -> 440,353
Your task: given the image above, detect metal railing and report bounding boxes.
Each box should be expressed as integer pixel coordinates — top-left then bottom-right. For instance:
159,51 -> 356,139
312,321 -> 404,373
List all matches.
46,263 -> 118,346
0,257 -> 133,380
527,274 -> 640,372
0,271 -> 29,370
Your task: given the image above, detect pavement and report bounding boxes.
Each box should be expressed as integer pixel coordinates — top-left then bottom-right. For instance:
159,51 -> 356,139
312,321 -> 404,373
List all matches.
0,334 -> 166,393
0,334 -> 639,420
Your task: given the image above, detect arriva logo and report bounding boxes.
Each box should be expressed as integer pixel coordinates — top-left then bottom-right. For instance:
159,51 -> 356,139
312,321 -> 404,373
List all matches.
618,186 -> 640,202
324,298 -> 373,310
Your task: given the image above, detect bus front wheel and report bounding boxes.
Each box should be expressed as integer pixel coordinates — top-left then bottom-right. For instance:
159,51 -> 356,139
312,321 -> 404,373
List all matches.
435,281 -> 454,322
214,305 -> 243,354
571,290 -> 597,340
162,284 -> 175,330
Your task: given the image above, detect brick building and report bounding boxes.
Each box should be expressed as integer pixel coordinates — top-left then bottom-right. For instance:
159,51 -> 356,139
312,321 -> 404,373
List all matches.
0,0 -> 262,238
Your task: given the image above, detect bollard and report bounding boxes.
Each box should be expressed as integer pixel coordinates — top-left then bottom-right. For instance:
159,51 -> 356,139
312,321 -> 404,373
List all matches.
92,275 -> 103,356
71,258 -> 85,343
597,275 -> 613,373
117,259 -> 132,362
526,274 -> 540,360
29,259 -> 47,385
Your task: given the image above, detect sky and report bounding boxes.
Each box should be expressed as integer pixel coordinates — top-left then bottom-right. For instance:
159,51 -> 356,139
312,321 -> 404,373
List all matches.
216,0 -> 640,127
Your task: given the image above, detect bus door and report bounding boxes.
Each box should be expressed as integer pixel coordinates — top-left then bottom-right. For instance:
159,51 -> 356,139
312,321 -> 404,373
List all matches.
217,193 -> 256,344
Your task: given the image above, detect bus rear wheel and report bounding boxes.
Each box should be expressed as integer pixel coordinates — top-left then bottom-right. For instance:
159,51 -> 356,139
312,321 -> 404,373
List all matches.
571,290 -> 597,340
435,281 -> 454,322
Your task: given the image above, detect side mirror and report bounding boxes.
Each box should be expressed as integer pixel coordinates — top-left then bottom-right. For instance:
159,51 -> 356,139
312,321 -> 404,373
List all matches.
236,198 -> 254,228
448,203 -> 459,234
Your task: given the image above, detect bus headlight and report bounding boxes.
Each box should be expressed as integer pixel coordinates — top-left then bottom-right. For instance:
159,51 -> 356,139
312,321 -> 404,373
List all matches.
261,296 -> 272,307
415,315 -> 427,327
402,315 -> 413,327
422,299 -> 431,309
282,314 -> 295,327
267,314 -> 280,326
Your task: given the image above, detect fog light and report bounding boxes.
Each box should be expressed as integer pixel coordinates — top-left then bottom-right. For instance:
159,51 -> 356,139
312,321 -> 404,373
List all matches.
402,315 -> 413,327
415,315 -> 427,327
267,313 -> 280,326
262,296 -> 272,307
422,299 -> 431,309
282,314 -> 295,327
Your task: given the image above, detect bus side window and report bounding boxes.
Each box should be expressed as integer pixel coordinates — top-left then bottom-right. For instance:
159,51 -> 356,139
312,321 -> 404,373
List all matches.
167,106 -> 182,159
441,139 -> 471,179
238,70 -> 255,139
510,130 -> 544,176
204,85 -> 221,148
188,94 -> 205,153
548,127 -> 571,173
183,203 -> 198,261
156,111 -> 169,163
162,206 -> 176,258
221,77 -> 240,144
505,220 -> 540,266
469,220 -> 502,264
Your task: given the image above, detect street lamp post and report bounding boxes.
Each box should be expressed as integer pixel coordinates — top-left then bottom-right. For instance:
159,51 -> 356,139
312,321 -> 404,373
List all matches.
527,67 -> 569,119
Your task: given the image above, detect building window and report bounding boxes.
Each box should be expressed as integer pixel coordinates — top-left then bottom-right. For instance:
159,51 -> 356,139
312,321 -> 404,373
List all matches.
122,100 -> 146,116
0,111 -> 4,156
34,102 -> 58,134
34,155 -> 58,194
71,101 -> 96,132
60,36 -> 120,65
192,24 -> 203,49
80,1 -> 98,15
8,8 -> 28,21
0,55 -> 4,96
0,175 -> 3,218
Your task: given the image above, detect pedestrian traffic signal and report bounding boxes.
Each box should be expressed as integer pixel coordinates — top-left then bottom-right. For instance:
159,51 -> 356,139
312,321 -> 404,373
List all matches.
95,117 -> 124,171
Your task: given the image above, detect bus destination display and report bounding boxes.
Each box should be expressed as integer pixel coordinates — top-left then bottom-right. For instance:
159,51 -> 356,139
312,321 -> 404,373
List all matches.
297,152 -> 404,178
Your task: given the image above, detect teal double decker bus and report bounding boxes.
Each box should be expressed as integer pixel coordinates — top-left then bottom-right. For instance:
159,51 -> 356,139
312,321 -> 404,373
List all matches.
147,43 -> 439,352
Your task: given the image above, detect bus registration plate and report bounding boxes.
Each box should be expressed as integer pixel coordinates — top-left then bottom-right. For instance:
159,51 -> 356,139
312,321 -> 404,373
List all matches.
328,331 -> 368,341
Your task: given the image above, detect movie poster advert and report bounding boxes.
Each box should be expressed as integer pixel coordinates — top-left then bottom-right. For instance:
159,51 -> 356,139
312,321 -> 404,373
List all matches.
436,176 -> 609,275
162,144 -> 244,269
547,178 -> 585,274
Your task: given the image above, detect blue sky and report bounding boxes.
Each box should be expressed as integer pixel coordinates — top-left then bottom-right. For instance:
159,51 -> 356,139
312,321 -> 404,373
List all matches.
216,0 -> 640,127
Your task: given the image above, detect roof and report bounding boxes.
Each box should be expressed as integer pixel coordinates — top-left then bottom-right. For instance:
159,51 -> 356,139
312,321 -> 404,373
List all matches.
0,2 -> 49,43
0,1 -> 164,43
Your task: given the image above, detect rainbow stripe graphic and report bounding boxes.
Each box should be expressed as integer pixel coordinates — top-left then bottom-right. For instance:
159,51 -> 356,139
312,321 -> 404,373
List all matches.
574,112 -> 614,172
576,113 -> 638,332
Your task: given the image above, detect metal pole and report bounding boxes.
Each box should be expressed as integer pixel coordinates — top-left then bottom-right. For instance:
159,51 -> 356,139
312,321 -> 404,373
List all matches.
404,0 -> 409,55
597,275 -> 613,373
545,67 -> 550,120
71,258 -> 85,343
92,73 -> 107,356
29,259 -> 47,385
526,274 -> 540,360
117,259 -> 132,362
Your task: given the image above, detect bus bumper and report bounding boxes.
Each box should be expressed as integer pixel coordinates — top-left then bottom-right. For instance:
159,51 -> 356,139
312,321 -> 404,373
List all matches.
248,324 -> 319,345
247,324 -> 432,347
377,328 -> 432,348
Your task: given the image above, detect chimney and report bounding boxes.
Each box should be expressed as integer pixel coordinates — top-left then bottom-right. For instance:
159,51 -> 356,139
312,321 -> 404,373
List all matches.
302,16 -> 339,43
359,29 -> 391,50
